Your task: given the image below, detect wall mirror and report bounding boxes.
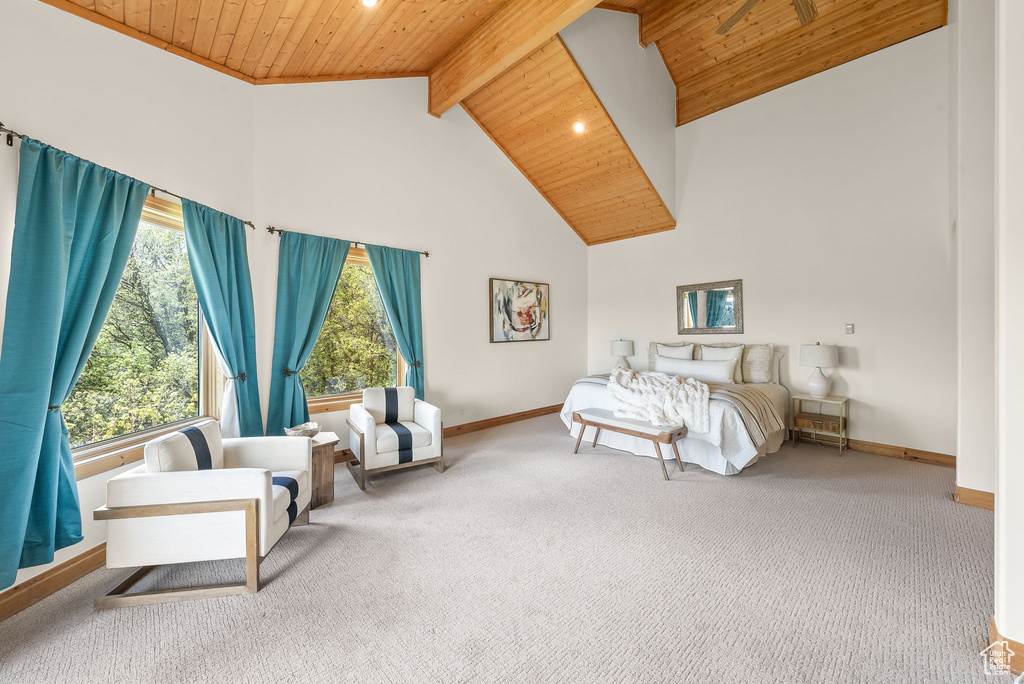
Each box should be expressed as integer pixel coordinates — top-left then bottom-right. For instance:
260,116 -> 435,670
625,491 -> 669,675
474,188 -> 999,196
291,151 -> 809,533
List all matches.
676,279 -> 743,334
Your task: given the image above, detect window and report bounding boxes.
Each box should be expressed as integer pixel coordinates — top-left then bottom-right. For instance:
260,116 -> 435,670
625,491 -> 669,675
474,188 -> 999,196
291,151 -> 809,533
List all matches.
302,248 -> 402,412
66,196 -> 216,453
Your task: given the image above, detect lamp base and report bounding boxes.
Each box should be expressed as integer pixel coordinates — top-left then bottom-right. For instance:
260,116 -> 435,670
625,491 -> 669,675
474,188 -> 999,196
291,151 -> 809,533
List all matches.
613,357 -> 631,371
807,367 -> 831,399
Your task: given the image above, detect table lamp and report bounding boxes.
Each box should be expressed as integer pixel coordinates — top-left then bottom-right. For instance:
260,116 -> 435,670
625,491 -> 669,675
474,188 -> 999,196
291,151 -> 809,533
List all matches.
611,339 -> 634,371
800,342 -> 839,399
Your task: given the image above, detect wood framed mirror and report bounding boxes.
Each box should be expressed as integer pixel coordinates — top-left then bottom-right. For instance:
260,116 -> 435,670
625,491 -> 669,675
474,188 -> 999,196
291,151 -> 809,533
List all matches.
676,279 -> 744,335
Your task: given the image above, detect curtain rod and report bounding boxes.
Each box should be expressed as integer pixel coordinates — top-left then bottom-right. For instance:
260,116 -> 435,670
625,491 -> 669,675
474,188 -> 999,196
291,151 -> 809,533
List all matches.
0,121 -> 256,231
265,225 -> 430,258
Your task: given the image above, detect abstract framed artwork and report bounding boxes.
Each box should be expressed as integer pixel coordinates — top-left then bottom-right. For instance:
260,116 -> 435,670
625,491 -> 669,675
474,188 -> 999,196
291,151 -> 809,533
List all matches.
489,278 -> 550,343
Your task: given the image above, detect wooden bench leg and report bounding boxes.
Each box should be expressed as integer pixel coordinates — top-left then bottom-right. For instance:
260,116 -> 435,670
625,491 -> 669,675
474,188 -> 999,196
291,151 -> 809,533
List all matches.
671,441 -> 684,473
653,442 -> 670,481
573,425 -> 586,454
591,427 -> 601,448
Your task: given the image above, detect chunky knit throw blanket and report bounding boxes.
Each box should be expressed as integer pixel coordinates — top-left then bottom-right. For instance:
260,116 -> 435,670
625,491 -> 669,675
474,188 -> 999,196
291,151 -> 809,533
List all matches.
607,368 -> 711,433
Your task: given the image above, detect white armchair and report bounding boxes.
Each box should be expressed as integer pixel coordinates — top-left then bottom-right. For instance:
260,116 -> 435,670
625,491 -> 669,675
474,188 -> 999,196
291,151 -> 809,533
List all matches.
95,419 -> 311,608
347,387 -> 444,490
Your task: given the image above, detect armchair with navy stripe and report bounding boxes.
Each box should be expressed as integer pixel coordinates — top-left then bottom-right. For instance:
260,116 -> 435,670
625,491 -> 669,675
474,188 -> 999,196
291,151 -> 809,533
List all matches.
94,419 -> 311,608
346,387 -> 444,491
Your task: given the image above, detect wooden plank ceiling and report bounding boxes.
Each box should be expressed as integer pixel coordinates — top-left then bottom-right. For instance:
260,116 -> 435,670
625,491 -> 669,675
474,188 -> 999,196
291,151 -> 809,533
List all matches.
43,0 -> 507,83
41,0 -> 946,244
462,37 -> 674,245
600,0 -> 947,125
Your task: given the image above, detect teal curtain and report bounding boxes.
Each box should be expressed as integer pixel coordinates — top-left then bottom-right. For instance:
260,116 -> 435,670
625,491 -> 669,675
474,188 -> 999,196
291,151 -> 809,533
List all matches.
706,289 -> 733,327
266,233 -> 350,435
687,291 -> 697,326
0,138 -> 149,587
366,245 -> 425,399
181,200 -> 263,437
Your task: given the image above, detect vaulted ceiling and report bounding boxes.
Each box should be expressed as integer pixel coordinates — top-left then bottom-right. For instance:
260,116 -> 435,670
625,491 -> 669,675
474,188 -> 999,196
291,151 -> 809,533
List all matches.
39,0 -> 946,244
463,36 -> 675,245
600,0 -> 947,125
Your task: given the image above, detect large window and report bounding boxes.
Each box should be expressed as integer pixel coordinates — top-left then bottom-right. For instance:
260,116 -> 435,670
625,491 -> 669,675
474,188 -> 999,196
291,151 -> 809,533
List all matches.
65,197 -> 213,451
301,249 -> 400,405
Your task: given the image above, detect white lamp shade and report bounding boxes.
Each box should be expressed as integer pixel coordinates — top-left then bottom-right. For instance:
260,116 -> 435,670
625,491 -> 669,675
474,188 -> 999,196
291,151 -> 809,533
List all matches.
800,343 -> 839,368
610,339 -> 634,357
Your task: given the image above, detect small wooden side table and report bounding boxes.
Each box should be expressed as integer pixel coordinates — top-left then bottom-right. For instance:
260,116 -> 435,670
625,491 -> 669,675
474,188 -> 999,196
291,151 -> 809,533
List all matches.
311,432 -> 340,509
791,395 -> 849,455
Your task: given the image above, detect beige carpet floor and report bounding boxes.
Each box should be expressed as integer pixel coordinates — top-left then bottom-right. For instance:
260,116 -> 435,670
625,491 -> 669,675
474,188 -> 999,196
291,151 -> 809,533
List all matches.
0,415 -> 1003,683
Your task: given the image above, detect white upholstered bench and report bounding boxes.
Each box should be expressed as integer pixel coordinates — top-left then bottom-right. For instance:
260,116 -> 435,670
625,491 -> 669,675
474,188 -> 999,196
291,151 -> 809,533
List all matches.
571,409 -> 688,480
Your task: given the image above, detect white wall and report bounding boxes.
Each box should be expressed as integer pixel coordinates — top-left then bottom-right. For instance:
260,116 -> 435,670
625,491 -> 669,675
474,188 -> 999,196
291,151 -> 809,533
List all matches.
995,0 -> 1024,646
0,0 -> 590,588
561,9 -> 676,213
251,80 -> 590,436
587,30 -> 955,454
952,0 -> 997,495
0,0 -> 256,586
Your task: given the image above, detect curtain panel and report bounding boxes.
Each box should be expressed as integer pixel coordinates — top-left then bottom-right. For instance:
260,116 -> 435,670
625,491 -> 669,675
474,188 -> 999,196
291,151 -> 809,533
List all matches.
0,138 -> 149,587
705,289 -> 730,328
181,200 -> 263,438
365,245 -> 425,399
266,232 -> 350,436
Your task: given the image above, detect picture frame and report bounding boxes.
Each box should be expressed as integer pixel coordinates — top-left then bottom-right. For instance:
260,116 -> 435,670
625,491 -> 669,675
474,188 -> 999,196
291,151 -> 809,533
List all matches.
489,278 -> 550,343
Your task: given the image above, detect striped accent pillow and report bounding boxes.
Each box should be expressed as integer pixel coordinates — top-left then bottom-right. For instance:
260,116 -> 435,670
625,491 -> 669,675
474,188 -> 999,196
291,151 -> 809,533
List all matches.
180,426 -> 214,470
144,420 -> 224,472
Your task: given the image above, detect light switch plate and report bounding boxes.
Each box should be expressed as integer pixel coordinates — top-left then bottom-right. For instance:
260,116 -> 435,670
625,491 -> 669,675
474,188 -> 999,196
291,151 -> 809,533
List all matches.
846,324 -> 855,334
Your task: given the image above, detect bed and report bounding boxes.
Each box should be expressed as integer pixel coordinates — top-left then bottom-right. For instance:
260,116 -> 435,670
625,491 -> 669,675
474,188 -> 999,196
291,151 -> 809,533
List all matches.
559,342 -> 790,476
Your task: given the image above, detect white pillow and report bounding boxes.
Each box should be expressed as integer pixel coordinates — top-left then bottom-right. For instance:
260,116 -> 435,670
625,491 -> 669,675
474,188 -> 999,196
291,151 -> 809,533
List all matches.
741,344 -> 774,383
694,342 -> 743,360
700,345 -> 744,383
771,351 -> 785,384
654,356 -> 736,384
656,343 -> 694,360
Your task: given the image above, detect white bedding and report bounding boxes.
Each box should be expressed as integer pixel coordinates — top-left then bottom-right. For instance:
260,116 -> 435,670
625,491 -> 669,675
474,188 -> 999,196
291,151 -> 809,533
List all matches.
559,375 -> 790,475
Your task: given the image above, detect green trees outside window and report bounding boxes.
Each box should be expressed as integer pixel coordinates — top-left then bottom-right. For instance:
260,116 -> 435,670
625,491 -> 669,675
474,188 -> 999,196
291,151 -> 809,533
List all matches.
63,229 -> 397,450
300,262 -> 398,397
65,222 -> 200,449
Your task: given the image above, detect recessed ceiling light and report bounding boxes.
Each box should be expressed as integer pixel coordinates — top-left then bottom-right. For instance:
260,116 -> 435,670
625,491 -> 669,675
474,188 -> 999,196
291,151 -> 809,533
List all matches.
362,0 -> 378,6
572,121 -> 586,134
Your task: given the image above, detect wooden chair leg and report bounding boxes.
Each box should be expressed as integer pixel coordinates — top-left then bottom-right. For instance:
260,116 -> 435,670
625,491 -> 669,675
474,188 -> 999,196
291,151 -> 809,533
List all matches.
95,499 -> 260,609
435,434 -> 445,473
653,442 -> 670,481
671,441 -> 684,473
347,459 -> 366,491
347,437 -> 368,491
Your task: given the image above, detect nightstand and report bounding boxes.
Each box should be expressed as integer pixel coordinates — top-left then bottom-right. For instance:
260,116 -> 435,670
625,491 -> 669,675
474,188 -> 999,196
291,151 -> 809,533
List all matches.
791,395 -> 849,455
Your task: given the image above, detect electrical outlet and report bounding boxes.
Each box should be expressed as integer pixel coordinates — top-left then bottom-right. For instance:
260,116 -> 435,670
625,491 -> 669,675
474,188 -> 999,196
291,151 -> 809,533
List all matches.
846,324 -> 855,334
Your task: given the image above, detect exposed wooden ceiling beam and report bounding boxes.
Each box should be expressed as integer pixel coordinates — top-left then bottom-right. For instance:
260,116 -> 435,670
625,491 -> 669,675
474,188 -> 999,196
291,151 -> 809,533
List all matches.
461,36 -> 675,245
427,0 -> 603,118
639,0 -> 717,46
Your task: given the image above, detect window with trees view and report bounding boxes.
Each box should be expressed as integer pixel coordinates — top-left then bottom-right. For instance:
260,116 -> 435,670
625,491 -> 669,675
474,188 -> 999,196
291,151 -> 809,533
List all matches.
65,201 -> 204,450
300,254 -> 399,398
